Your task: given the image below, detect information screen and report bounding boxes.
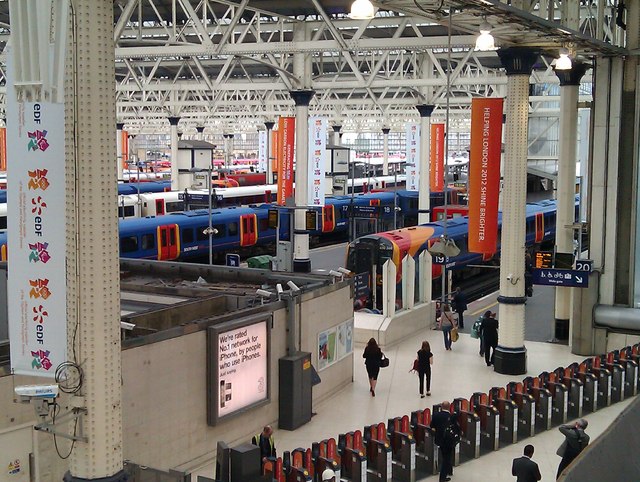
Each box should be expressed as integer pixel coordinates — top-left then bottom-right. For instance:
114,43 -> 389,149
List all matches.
535,251 -> 553,269
207,316 -> 270,425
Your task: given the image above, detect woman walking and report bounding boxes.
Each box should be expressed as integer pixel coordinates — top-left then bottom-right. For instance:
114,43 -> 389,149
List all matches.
363,338 -> 383,397
438,304 -> 457,351
417,341 -> 433,397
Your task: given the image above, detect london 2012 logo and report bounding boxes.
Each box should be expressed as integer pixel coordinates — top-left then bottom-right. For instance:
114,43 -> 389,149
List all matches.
28,129 -> 50,151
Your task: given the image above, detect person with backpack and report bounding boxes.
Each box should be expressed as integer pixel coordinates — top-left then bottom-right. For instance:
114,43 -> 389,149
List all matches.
472,311 -> 491,357
556,419 -> 590,479
430,401 -> 461,482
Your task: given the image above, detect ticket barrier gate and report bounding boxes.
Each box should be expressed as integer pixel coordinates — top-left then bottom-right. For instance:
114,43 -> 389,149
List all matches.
469,393 -> 499,453
387,416 -> 416,482
450,399 -> 480,462
538,372 -> 568,425
311,439 -> 341,482
552,367 -> 584,419
363,423 -> 392,482
521,378 -> 552,432
582,357 -> 612,408
610,350 -> 638,398
488,388 -> 518,445
338,431 -> 367,482
631,344 -> 640,366
281,451 -> 312,482
596,355 -> 625,403
410,409 -> 438,477
570,362 -> 599,413
505,382 -> 536,438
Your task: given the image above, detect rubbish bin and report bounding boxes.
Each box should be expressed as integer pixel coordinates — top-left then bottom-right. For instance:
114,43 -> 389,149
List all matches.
247,255 -> 272,269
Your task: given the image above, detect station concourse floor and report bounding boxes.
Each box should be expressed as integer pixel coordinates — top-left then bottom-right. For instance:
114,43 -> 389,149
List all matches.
192,288 -> 633,481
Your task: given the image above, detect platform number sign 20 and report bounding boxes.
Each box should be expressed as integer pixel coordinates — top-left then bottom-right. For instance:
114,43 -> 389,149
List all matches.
575,259 -> 593,273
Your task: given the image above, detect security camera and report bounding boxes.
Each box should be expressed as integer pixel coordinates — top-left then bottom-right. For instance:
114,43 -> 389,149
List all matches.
287,280 -> 301,292
329,270 -> 343,278
276,284 -> 284,295
14,385 -> 59,401
120,321 -> 136,331
256,289 -> 273,298
506,274 -> 513,281
337,267 -> 352,275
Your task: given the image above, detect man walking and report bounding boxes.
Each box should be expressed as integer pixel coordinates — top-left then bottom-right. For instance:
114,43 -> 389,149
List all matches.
512,444 -> 542,481
556,419 -> 589,479
451,287 -> 467,329
430,401 -> 460,482
481,312 -> 499,366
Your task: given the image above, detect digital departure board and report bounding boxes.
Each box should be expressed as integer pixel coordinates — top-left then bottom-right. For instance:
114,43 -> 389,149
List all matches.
535,251 -> 553,269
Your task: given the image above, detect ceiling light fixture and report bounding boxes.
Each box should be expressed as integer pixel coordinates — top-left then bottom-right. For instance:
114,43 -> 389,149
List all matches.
555,48 -> 572,70
350,0 -> 375,20
474,20 -> 497,51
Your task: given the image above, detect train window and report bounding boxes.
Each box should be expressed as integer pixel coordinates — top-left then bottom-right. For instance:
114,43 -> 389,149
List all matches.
166,201 -> 184,213
259,218 -> 270,232
0,216 -> 6,230
120,236 -> 138,253
228,222 -> 238,236
213,224 -> 226,238
141,234 -> 155,250
118,205 -> 135,218
196,226 -> 207,241
182,228 -> 194,244
169,228 -> 176,245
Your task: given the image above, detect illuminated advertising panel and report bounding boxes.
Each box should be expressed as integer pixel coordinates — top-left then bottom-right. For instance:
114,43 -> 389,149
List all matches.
207,315 -> 270,425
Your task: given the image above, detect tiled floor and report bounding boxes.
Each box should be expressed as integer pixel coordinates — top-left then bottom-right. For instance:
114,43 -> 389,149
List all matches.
192,328 -> 633,481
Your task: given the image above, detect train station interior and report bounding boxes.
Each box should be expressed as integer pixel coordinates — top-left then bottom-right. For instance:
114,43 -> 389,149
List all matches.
0,1 -> 639,481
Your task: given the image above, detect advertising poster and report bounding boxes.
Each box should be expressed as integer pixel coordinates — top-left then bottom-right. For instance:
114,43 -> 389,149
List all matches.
318,319 -> 353,371
336,319 -> 353,361
468,98 -> 503,254
307,117 -> 326,206
430,123 -> 445,193
258,130 -> 268,173
6,96 -> 68,377
277,117 -> 295,205
405,123 -> 420,191
216,320 -> 268,418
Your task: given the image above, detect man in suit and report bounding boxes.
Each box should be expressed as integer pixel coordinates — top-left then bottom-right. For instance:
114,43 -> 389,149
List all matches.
451,287 -> 467,328
481,312 -> 499,366
430,401 -> 457,482
556,419 -> 590,479
512,444 -> 542,481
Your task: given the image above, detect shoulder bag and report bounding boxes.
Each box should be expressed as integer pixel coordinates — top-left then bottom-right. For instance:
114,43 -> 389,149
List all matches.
380,354 -> 390,368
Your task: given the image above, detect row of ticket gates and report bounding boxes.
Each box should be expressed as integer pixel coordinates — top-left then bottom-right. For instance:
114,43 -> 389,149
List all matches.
218,345 -> 639,482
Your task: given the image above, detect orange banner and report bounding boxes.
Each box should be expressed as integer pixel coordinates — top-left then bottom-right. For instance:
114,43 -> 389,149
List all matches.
277,117 -> 295,205
122,129 -> 129,166
271,129 -> 279,173
430,124 -> 445,193
0,128 -> 6,171
468,98 -> 503,254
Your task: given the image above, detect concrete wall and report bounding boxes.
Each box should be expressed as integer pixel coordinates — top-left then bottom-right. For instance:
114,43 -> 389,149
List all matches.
121,284 -> 354,473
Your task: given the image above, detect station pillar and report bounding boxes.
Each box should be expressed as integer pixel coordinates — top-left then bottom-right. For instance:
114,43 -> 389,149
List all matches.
554,62 -> 587,342
223,133 -> 234,167
416,104 -> 435,225
168,116 -> 180,190
63,1 -> 126,480
382,127 -> 390,176
333,125 -> 342,146
265,121 -> 275,184
494,47 -> 539,375
116,122 -> 125,180
290,89 -> 316,272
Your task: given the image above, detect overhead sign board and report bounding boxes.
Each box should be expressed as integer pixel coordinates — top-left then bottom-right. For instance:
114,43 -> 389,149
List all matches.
532,268 -> 589,288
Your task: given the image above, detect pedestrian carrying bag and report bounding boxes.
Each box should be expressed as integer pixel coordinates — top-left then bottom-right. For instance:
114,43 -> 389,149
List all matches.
451,327 -> 459,343
411,358 -> 419,372
380,354 -> 390,368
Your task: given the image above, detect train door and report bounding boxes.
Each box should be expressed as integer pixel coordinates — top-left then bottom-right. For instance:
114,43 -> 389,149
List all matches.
157,224 -> 179,260
322,205 -> 335,233
534,213 -> 544,243
155,199 -> 165,216
240,214 -> 258,246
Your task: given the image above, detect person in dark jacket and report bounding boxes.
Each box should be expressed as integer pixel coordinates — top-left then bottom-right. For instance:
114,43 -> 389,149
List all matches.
430,401 -> 459,482
417,340 -> 433,398
556,419 -> 590,479
481,312 -> 499,366
252,425 -> 276,464
512,444 -> 541,482
450,287 -> 467,328
363,338 -> 383,397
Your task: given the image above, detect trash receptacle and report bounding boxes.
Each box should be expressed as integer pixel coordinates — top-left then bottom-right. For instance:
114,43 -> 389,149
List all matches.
247,255 -> 272,269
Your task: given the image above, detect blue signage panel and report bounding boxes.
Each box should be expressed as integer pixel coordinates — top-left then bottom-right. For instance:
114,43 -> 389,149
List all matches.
532,268 -> 589,288
226,254 -> 240,267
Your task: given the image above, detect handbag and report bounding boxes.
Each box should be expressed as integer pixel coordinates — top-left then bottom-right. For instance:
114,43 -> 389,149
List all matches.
451,327 -> 459,343
380,354 -> 390,368
411,358 -> 419,372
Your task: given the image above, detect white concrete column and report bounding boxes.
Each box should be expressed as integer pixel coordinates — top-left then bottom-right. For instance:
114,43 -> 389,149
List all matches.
382,127 -> 390,176
290,89 -> 316,272
494,47 -> 540,375
168,116 -> 180,191
332,125 -> 342,146
265,121 -> 275,184
116,122 -> 124,180
65,1 -> 126,480
554,63 -> 588,341
416,105 -> 435,225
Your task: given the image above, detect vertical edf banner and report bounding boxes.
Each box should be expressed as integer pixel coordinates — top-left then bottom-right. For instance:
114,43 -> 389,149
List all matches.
7,100 -> 68,377
308,117 -> 326,206
277,117 -> 295,205
405,123 -> 420,191
0,127 -> 7,171
258,130 -> 268,173
121,129 -> 129,165
430,123 -> 445,193
468,98 -> 503,254
271,129 -> 279,174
